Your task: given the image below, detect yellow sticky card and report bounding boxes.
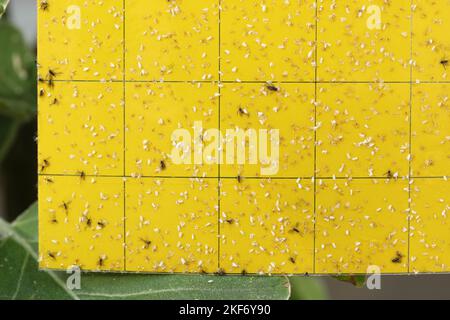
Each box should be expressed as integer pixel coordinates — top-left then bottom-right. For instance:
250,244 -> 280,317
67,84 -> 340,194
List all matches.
38,0 -> 449,275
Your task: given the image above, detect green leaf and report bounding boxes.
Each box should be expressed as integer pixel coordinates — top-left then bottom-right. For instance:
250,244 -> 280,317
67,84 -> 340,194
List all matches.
0,203 -> 291,300
289,277 -> 328,300
75,275 -> 290,300
11,202 -> 38,249
0,20 -> 36,121
0,0 -> 9,18
333,275 -> 366,288
0,115 -> 20,164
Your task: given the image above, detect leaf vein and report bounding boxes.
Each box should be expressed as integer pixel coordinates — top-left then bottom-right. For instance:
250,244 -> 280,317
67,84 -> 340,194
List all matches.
12,252 -> 29,300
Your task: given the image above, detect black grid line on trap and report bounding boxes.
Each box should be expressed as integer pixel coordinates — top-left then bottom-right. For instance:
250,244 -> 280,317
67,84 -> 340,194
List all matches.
407,0 -> 414,274
38,173 -> 449,180
217,0 -> 222,271
51,79 -> 450,84
122,0 -> 127,272
313,0 -> 318,274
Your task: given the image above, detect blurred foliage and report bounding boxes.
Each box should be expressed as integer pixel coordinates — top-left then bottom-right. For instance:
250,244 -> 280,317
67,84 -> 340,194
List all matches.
333,275 -> 367,288
0,20 -> 36,121
0,116 -> 19,163
290,277 -> 329,300
0,0 -> 9,18
0,18 -> 36,165
0,5 -> 37,220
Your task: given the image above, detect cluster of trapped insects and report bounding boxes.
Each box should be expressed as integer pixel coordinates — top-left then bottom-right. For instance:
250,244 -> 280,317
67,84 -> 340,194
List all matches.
37,0 -> 449,275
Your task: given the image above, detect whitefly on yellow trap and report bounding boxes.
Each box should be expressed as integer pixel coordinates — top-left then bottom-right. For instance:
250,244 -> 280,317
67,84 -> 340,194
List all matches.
38,0 -> 449,274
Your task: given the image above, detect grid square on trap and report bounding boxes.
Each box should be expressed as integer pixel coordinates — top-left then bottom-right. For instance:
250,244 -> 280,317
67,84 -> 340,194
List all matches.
38,0 -> 450,275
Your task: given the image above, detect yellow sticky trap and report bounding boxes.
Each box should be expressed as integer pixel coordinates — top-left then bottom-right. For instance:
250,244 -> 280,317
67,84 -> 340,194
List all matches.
220,178 -> 314,274
125,82 -> 219,177
221,0 -> 316,81
412,84 -> 450,177
410,179 -> 450,273
38,0 -> 123,80
413,0 -> 450,81
125,178 -> 218,273
316,179 -> 409,274
317,83 -> 410,178
220,83 -> 315,178
38,82 -> 123,175
39,176 -> 124,271
39,0 -> 450,275
126,0 -> 219,81
318,0 -> 411,81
